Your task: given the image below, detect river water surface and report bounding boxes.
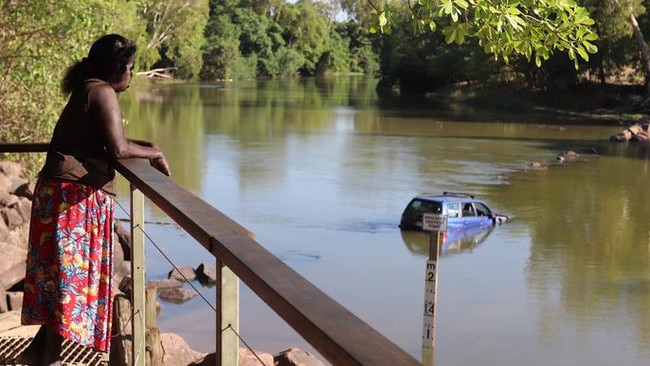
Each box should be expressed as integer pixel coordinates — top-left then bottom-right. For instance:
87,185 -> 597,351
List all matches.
118,78 -> 650,366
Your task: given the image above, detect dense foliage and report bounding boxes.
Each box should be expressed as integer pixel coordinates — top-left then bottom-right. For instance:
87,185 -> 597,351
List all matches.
4,0 -> 650,173
200,0 -> 378,79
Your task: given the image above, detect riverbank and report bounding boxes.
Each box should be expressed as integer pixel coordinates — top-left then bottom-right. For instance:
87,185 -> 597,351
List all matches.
381,82 -> 646,125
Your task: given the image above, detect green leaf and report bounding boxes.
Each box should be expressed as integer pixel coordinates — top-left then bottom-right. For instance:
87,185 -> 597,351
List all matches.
455,0 -> 470,10
445,27 -> 457,44
379,12 -> 388,27
576,45 -> 589,61
443,1 -> 454,15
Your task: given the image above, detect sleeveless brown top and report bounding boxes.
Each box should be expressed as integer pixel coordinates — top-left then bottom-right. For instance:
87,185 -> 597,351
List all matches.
39,79 -> 116,195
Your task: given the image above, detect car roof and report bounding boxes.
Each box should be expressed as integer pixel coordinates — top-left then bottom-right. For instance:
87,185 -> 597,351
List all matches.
413,192 -> 483,203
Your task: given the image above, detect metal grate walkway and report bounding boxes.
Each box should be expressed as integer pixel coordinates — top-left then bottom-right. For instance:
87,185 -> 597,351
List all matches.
0,336 -> 108,366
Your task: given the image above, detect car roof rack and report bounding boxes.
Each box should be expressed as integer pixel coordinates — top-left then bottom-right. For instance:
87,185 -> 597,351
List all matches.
443,191 -> 475,199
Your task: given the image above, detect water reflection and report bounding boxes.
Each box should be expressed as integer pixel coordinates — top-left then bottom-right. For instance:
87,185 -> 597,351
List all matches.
400,226 -> 496,257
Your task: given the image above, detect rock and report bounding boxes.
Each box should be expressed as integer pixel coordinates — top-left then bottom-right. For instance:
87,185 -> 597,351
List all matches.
17,196 -> 31,222
118,275 -> 133,298
190,353 -> 217,366
0,212 -> 10,242
8,176 -> 28,197
580,146 -> 599,155
609,121 -> 650,143
168,265 -> 196,282
628,123 -> 644,135
632,131 -> 649,142
196,262 -> 217,286
610,133 -> 630,142
7,291 -> 23,311
0,288 -> 7,313
0,175 -> 11,195
12,181 -> 34,200
527,161 -> 546,170
241,348 -> 275,366
114,261 -> 132,295
161,332 -> 206,366
0,309 -> 22,333
0,241 -> 27,291
557,150 -> 579,162
0,191 -> 19,208
6,221 -> 29,250
115,220 -> 131,261
275,347 -> 325,366
1,206 -> 26,230
158,287 -> 197,304
0,161 -> 23,178
147,278 -> 184,289
190,349 -> 275,366
113,231 -> 127,288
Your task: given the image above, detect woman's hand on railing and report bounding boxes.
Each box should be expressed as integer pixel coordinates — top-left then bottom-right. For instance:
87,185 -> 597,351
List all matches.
150,156 -> 171,177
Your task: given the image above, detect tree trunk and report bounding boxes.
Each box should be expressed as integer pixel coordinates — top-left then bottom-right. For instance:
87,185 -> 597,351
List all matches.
629,12 -> 650,95
614,0 -> 650,95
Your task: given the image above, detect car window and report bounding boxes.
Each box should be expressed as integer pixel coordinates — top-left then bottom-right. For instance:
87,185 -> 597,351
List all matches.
407,199 -> 442,215
475,202 -> 491,216
447,202 -> 460,218
462,202 -> 476,217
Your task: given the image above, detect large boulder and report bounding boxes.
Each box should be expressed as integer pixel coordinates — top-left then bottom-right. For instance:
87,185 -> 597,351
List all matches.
196,262 -> 217,286
161,332 -> 206,365
168,265 -> 197,282
0,241 -> 27,291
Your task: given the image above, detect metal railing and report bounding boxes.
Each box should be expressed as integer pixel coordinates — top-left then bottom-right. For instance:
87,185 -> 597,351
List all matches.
1,143 -> 420,366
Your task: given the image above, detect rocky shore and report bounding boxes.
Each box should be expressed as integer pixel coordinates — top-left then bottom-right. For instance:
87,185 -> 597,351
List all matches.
0,161 -> 324,366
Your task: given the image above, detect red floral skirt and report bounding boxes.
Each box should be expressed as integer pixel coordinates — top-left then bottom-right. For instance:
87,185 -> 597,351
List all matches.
21,177 -> 114,353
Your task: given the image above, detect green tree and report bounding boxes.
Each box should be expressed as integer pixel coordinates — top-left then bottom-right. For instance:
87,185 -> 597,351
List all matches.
340,0 -> 380,29
201,0 -> 377,79
136,0 -> 209,79
0,0 -> 132,174
277,1 -> 331,75
234,8 -> 280,77
201,14 -> 242,80
581,0 -> 641,84
335,21 -> 380,74
370,0 -> 599,69
375,1 -> 500,94
608,0 -> 650,93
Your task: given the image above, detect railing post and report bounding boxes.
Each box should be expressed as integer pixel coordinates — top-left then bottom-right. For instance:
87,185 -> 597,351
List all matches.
130,185 -> 147,366
216,257 -> 240,366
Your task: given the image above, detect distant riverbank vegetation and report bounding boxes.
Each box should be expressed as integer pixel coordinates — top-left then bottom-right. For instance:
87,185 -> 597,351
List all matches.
3,0 -> 650,163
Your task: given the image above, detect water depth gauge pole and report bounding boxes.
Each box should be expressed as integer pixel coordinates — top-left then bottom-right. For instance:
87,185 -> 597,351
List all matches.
421,212 -> 447,366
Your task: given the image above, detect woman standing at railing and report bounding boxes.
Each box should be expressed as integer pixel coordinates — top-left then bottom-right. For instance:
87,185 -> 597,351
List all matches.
18,34 -> 171,366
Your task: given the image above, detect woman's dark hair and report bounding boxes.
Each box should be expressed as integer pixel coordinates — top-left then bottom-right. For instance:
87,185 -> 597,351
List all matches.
61,34 -> 137,95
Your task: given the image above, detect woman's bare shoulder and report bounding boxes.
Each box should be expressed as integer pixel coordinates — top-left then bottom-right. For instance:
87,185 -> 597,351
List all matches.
87,81 -> 117,106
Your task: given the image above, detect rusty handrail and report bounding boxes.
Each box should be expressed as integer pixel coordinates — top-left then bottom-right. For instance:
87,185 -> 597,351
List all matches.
1,143 -> 420,365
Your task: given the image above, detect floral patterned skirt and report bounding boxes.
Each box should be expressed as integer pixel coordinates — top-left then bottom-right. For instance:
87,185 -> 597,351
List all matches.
21,177 -> 114,353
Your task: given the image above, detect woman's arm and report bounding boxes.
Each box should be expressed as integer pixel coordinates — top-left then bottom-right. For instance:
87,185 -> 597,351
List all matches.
90,84 -> 171,176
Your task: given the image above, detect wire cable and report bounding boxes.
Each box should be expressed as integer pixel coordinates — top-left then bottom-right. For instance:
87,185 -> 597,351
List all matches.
115,199 -> 269,365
